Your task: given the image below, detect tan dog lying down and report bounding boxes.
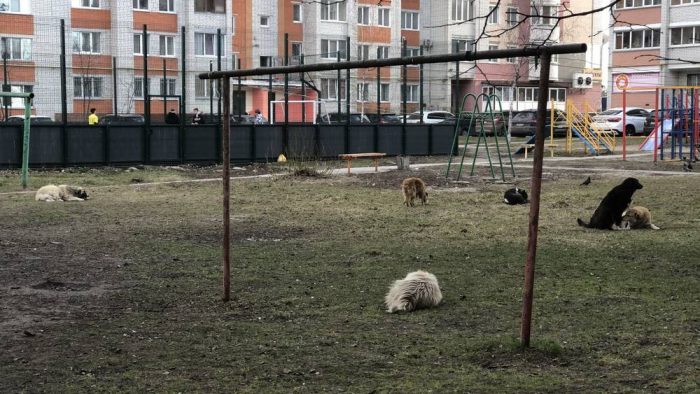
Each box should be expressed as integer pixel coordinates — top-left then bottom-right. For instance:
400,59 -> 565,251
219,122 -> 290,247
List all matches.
385,270 -> 442,313
621,206 -> 660,230
35,184 -> 89,202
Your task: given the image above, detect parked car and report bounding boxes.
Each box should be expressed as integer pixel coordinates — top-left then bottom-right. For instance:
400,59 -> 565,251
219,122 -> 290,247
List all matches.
231,114 -> 267,124
453,112 -> 508,136
509,109 -> 568,137
316,113 -> 371,124
5,115 -> 56,124
590,107 -> 649,136
366,113 -> 402,124
98,114 -> 145,125
405,111 -> 455,124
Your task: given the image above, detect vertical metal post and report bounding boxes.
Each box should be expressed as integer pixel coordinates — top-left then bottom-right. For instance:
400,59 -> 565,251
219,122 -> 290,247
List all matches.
653,88 -> 659,163
181,26 -> 186,120
402,37 -> 407,124
284,33 -> 289,124
162,58 -> 167,120
222,76 -> 231,302
337,50 -> 341,116
2,52 -> 8,120
60,19 -> 67,125
345,36 -> 350,123
209,61 -> 214,119
20,94 -> 33,189
376,67 -> 381,120
112,57 -> 118,115
143,24 -> 150,163
300,54 -> 306,123
622,88 -> 627,160
455,42 -> 460,117
419,45 -> 424,124
217,29 -> 222,123
268,73 -> 273,121
520,51 -> 551,348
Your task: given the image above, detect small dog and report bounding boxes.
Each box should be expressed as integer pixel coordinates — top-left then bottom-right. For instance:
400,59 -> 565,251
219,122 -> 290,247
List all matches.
384,270 -> 442,313
577,177 -> 643,230
504,187 -> 528,205
35,184 -> 89,202
621,206 -> 660,230
401,177 -> 428,207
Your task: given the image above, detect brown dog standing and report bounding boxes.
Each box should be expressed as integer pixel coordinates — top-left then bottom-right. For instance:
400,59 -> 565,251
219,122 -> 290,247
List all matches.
401,177 -> 427,207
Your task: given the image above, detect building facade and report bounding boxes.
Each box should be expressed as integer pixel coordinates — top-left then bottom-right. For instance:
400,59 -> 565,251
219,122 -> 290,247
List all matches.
609,0 -> 700,109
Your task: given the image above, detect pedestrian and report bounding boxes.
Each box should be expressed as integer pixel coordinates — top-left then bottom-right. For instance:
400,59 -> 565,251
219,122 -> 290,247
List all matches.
165,108 -> 179,124
88,108 -> 98,125
192,108 -> 202,125
254,109 -> 264,125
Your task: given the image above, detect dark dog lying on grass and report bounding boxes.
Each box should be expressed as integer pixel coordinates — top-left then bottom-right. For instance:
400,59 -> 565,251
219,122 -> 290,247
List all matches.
504,188 -> 528,205
577,177 -> 643,230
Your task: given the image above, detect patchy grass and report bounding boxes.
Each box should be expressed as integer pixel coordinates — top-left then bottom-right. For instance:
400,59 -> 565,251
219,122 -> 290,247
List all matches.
0,163 -> 699,392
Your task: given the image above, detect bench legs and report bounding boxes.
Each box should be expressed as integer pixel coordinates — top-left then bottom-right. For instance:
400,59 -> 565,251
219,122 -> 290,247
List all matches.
346,159 -> 352,175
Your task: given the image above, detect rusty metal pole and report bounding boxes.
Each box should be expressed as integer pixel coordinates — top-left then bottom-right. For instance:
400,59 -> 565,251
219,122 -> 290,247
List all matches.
520,51 -> 551,348
222,76 -> 231,302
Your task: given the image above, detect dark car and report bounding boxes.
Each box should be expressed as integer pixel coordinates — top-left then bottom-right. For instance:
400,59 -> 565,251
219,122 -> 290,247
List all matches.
366,113 -> 402,124
316,113 -> 371,124
509,109 -> 568,137
6,115 -> 56,124
231,114 -> 267,124
98,114 -> 145,125
451,112 -> 507,136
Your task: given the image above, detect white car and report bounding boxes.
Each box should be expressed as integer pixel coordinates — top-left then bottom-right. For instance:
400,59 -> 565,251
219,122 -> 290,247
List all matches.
591,107 -> 650,136
405,111 -> 455,124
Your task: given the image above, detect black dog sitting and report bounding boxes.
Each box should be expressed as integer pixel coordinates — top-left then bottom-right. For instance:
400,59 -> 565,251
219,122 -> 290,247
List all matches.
577,177 -> 643,230
504,188 -> 529,205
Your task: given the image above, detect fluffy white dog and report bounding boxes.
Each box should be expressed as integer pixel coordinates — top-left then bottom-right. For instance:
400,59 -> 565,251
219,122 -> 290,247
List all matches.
35,184 -> 89,202
384,270 -> 442,313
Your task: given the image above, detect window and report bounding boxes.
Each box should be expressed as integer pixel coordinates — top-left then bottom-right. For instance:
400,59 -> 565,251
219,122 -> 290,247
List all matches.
402,85 -> 419,102
377,46 -> 389,59
159,0 -> 173,12
8,84 -> 32,107
378,8 -> 390,27
488,5 -> 499,24
72,0 -> 99,7
260,56 -> 275,67
195,0 -> 225,13
670,26 -> 700,46
195,78 -> 219,98
159,78 -> 176,96
72,32 -> 101,54
194,33 -> 218,56
401,11 -> 419,30
320,0 -> 346,22
159,35 -> 174,56
321,39 -> 346,59
405,47 -> 420,66
615,29 -> 660,49
293,3 -> 302,22
356,83 -> 369,102
616,0 -> 660,7
320,78 -> 345,100
506,7 -> 518,26
482,86 -> 514,102
133,77 -> 147,98
517,87 -> 539,102
357,6 -> 370,25
133,34 -> 144,55
133,0 -> 148,10
549,88 -> 566,102
451,0 -> 474,21
531,5 -> 557,25
260,15 -> 269,27
291,42 -> 303,58
0,37 -> 31,60
0,0 -> 30,12
380,83 -> 390,102
451,39 -> 473,53
357,44 -> 370,61
73,76 -> 103,98
687,74 -> 700,86
488,44 -> 498,62
506,46 -> 517,63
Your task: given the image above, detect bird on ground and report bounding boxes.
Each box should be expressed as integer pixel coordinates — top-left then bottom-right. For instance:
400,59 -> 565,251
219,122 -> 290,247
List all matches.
580,176 -> 591,186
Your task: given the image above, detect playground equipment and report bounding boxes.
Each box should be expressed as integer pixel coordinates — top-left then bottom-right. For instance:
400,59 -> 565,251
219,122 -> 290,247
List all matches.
565,100 -> 615,155
445,93 -> 515,181
634,86 -> 699,162
1,91 -> 35,188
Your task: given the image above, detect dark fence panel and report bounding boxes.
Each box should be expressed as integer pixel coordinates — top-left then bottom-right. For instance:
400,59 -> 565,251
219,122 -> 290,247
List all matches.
287,126 -> 316,158
150,126 -> 180,162
28,126 -> 63,165
66,127 -> 104,164
406,125 -> 430,155
254,125 -> 284,160
318,126 -> 344,157
377,125 -> 403,155
108,126 -> 144,163
184,125 -> 217,161
230,125 -> 253,161
431,124 -> 457,155
0,127 -> 20,166
348,125 -> 375,153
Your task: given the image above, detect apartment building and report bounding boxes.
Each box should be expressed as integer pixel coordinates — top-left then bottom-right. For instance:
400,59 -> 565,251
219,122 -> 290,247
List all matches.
609,0 -> 700,109
0,0 -> 232,119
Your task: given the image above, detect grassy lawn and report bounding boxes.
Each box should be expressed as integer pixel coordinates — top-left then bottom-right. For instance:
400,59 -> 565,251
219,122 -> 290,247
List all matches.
1,163 -> 698,392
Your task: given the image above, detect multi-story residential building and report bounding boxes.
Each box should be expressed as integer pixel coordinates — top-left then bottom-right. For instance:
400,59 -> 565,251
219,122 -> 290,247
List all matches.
0,0 -> 232,120
608,0 -> 700,109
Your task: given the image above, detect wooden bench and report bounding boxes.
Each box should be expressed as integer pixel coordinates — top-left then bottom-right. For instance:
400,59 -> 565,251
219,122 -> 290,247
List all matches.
521,143 -> 558,159
338,153 -> 386,175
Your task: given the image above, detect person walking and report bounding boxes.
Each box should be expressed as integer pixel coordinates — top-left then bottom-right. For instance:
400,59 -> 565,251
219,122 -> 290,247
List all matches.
88,108 -> 99,125
192,108 -> 203,125
165,108 -> 179,124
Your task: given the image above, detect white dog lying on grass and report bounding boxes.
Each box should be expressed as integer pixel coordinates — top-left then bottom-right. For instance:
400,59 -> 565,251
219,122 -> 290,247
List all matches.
35,184 -> 89,202
384,270 -> 442,313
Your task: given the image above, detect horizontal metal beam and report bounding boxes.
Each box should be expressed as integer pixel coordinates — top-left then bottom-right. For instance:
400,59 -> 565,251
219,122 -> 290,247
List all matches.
199,43 -> 587,80
0,92 -> 34,99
